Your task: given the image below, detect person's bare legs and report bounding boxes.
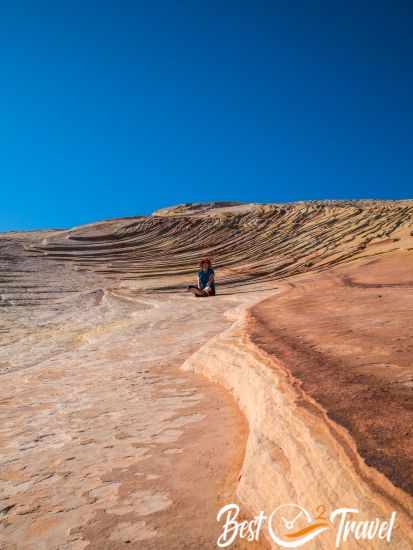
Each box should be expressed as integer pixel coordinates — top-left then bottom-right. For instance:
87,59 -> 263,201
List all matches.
188,286 -> 207,297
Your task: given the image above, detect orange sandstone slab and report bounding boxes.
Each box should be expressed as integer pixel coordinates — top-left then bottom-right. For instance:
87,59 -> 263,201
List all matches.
249,252 -> 413,498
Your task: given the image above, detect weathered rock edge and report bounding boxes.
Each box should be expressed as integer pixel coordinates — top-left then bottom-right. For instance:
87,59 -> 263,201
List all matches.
181,304 -> 413,549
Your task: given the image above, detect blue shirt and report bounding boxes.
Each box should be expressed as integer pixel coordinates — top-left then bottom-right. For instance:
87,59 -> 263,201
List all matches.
198,268 -> 214,289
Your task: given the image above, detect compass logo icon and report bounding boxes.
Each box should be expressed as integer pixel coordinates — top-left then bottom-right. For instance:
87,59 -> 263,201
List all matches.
268,504 -> 330,548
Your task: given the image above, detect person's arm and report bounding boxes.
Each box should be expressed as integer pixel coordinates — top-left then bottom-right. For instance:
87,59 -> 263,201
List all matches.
197,274 -> 202,289
207,273 -> 214,286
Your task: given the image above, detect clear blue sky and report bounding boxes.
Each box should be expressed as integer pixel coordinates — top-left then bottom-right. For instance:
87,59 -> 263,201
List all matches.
1,3 -> 412,230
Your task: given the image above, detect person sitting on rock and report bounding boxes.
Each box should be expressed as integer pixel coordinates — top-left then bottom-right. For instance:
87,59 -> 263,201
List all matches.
188,258 -> 216,297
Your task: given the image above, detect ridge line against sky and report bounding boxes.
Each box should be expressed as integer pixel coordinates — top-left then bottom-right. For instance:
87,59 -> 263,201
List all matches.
1,3 -> 413,231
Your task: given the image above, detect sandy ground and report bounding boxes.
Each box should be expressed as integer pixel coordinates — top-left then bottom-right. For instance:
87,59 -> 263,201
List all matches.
1,200 -> 413,549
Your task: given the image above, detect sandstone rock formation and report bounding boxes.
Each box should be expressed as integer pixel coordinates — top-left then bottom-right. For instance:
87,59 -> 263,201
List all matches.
1,201 -> 412,549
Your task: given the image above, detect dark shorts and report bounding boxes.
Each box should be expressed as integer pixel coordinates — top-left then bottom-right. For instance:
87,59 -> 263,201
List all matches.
206,285 -> 216,296
188,285 -> 216,297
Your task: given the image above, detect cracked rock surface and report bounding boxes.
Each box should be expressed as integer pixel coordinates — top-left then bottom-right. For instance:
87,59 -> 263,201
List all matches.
1,200 -> 413,548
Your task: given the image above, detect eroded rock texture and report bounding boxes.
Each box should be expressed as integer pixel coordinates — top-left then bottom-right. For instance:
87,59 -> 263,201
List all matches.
1,201 -> 413,549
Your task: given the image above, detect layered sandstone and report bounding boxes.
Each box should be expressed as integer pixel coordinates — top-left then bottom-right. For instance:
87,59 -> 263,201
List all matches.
1,200 -> 412,549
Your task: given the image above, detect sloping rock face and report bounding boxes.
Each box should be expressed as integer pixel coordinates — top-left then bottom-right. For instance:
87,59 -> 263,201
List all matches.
1,201 -> 413,549
8,200 -> 413,298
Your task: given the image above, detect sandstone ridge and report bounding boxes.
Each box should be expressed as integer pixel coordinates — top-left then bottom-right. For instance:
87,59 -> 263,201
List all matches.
1,200 -> 412,549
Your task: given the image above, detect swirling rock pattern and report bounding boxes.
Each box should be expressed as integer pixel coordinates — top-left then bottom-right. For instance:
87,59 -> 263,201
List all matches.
1,200 -> 413,549
5,200 -> 412,301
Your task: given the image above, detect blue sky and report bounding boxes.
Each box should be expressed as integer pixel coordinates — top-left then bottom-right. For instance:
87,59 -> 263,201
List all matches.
1,3 -> 412,230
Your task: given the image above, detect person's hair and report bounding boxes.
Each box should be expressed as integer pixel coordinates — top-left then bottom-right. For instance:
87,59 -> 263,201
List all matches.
199,258 -> 212,268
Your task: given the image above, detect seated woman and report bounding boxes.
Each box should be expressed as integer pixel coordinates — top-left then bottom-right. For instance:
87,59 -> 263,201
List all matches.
188,258 -> 216,297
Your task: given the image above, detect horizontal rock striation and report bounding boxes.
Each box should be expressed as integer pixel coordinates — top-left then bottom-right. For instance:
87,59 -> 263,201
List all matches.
18,200 -> 413,295
1,200 -> 413,548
